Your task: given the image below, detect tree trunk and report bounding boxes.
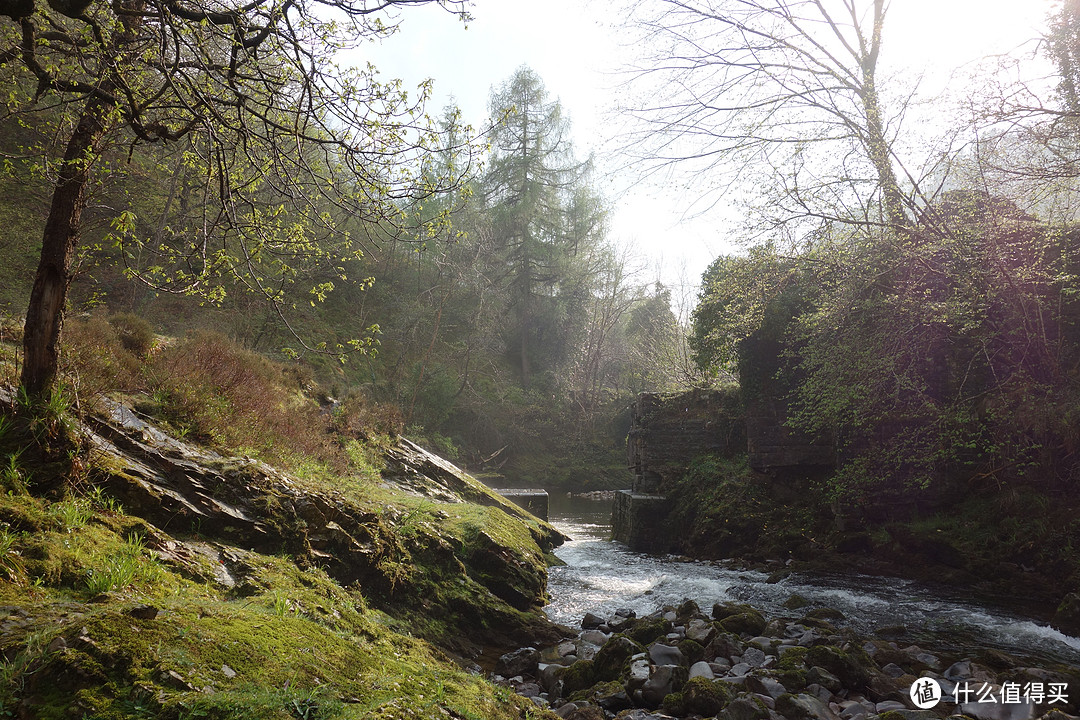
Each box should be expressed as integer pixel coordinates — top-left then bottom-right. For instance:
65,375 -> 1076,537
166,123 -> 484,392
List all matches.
21,95 -> 111,398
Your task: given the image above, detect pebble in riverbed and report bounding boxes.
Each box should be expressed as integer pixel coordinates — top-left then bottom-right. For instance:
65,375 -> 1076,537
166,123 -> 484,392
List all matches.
492,599 -> 1080,720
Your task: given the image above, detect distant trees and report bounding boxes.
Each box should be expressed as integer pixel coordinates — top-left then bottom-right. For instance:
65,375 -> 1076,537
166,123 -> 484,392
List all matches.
482,66 -> 606,387
0,0 -> 471,399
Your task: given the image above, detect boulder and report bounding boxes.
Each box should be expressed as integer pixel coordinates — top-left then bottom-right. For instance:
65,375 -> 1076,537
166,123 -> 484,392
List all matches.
666,676 -> 733,716
581,612 -> 605,630
747,675 -> 788,700
649,643 -> 685,667
721,694 -> 771,720
594,636 -> 643,681
721,611 -> 768,637
689,661 -> 716,680
497,647 -> 540,677
642,665 -> 688,708
775,693 -> 842,720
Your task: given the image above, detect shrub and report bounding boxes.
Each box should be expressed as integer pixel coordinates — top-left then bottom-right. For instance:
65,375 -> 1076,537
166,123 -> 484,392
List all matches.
106,312 -> 155,357
149,330 -> 338,468
61,314 -> 143,397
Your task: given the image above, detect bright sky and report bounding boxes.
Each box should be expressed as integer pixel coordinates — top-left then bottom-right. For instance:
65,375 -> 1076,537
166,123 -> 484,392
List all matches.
362,0 -> 1056,303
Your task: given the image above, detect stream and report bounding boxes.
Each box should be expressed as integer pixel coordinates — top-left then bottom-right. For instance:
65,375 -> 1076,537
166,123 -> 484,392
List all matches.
542,493 -> 1080,666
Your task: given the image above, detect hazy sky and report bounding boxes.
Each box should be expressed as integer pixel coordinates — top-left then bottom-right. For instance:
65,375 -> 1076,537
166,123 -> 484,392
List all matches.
362,0 -> 1056,302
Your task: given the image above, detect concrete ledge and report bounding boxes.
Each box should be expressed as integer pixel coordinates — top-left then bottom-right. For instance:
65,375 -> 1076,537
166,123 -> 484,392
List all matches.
611,489 -> 674,553
492,488 -> 549,521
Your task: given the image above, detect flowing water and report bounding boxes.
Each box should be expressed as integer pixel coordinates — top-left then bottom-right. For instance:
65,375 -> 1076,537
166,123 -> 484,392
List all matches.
542,493 -> 1080,665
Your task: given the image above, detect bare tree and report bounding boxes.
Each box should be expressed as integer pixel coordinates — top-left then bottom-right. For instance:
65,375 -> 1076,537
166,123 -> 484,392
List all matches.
619,0 -> 931,235
0,0 -> 472,399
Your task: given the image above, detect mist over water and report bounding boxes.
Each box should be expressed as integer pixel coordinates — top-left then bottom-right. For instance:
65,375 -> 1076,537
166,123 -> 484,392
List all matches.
543,494 -> 1080,664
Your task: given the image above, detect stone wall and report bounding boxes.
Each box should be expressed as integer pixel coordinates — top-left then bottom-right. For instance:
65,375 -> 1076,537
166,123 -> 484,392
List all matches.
611,490 -> 675,553
614,387 -> 835,552
626,388 -> 744,494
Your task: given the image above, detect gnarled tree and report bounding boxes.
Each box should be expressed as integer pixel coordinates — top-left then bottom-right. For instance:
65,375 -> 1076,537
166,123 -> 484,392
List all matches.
0,0 -> 470,399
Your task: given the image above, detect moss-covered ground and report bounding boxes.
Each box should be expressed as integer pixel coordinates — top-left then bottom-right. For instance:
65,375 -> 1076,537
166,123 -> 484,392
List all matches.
0,326 -> 562,719
0,454 -> 563,719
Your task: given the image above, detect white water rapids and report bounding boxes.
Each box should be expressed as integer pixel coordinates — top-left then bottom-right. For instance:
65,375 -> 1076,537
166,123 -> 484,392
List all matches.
541,494 -> 1080,665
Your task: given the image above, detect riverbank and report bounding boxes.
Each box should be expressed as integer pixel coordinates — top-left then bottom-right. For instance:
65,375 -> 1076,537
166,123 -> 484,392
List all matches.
518,500 -> 1080,720
0,385 -> 567,718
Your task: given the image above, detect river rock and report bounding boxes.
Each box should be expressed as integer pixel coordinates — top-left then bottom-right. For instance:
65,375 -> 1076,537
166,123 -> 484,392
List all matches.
838,700 -> 868,720
749,636 -> 775,652
881,662 -> 905,678
687,618 -> 716,644
721,695 -> 770,720
808,666 -> 842,692
562,704 -> 605,720
497,647 -> 540,677
689,661 -> 715,680
580,629 -> 609,646
628,658 -> 652,688
874,700 -> 908,712
595,636 -> 642,680
538,663 -> 564,694
742,647 -> 767,667
649,643 -> 685,667
581,612 -> 605,630
642,665 -> 688,708
746,675 -> 787,699
730,662 -> 752,676
720,611 -> 768,637
617,710 -> 677,720
777,693 -> 842,720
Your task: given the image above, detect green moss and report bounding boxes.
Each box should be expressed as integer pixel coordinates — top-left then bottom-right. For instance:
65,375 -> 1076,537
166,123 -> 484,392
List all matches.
676,676 -> 733,716
677,638 -> 705,666
560,659 -> 596,696
628,619 -> 670,645
592,636 -> 643,682
805,645 -> 872,688
719,610 -> 766,636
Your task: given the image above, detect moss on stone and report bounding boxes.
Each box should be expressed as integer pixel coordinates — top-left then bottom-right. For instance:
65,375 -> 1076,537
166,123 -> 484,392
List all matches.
719,610 -> 767,636
628,619 -> 670,645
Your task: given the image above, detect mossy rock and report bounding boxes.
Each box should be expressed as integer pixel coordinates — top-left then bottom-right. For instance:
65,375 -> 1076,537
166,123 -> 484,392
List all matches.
721,693 -> 771,720
707,630 -> 744,661
569,679 -> 628,707
805,644 -> 872,688
561,659 -> 597,695
720,610 -> 767,636
677,638 -> 706,666
804,607 -> 845,622
628,619 -> 670,645
661,689 -> 688,716
776,668 -> 809,692
713,601 -> 757,621
775,693 -> 811,719
669,676 -> 734,716
677,598 -> 701,619
776,646 -> 808,671
782,593 -> 811,610
592,636 -> 642,682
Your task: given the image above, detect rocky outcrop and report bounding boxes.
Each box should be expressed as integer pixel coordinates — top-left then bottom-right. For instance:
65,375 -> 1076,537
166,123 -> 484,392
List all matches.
80,398 -> 564,648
